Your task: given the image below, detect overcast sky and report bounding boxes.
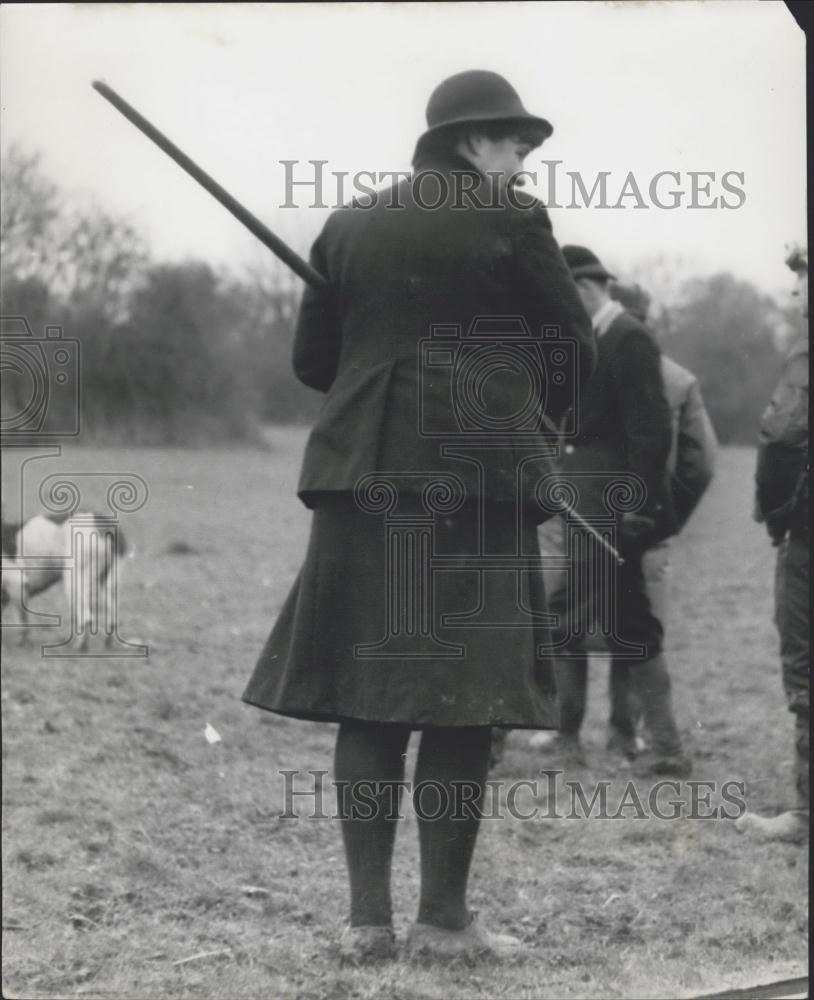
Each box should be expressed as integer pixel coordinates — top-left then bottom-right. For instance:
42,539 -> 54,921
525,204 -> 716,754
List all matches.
1,2 -> 806,298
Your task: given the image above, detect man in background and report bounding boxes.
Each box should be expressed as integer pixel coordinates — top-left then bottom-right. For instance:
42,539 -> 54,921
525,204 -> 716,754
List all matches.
737,246 -> 809,842
493,274 -> 716,771
538,246 -> 691,776
604,281 -> 717,759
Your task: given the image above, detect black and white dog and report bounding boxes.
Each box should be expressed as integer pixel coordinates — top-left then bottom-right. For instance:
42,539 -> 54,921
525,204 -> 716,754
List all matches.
1,511 -> 129,647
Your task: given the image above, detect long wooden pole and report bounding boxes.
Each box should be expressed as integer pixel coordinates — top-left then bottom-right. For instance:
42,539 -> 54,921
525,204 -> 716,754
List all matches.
92,81 -> 328,291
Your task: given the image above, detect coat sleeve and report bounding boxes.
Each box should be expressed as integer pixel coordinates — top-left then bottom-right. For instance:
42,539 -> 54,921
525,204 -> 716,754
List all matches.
511,203 -> 597,397
757,345 -> 809,449
610,328 -> 672,518
672,380 -> 717,529
292,229 -> 341,393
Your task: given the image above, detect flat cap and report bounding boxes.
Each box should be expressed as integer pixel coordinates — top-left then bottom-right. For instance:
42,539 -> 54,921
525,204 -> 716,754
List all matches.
561,245 -> 616,282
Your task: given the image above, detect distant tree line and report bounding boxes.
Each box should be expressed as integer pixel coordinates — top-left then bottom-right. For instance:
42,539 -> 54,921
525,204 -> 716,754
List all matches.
0,146 -> 322,444
1,146 -> 801,445
626,256 -> 804,444
655,274 -> 801,444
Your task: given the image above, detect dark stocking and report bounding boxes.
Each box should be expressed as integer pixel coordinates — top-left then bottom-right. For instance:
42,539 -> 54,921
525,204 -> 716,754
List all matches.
334,720 -> 411,927
414,726 -> 492,930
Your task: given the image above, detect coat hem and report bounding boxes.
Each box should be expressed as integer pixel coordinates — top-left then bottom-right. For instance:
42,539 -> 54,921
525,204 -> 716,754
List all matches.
241,693 -> 558,730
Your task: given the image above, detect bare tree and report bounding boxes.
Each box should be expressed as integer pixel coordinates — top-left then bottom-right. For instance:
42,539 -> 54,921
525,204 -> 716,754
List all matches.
662,272 -> 785,443
1,144 -> 147,323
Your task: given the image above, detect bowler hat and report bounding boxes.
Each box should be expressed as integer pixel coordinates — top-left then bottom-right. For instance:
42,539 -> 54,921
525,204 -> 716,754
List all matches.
420,70 -> 553,147
561,245 -> 616,282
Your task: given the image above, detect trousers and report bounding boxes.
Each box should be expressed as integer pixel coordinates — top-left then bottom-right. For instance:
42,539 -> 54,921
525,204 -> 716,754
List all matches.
775,532 -> 809,811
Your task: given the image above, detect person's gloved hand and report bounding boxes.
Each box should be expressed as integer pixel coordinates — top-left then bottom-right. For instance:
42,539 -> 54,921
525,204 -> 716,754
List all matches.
620,512 -> 656,546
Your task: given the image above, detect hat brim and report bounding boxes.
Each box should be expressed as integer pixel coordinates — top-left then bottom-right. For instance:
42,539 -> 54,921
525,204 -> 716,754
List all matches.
418,112 -> 553,149
570,263 -> 617,282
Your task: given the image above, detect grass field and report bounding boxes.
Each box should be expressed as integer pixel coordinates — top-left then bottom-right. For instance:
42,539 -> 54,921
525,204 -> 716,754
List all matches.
1,431 -> 808,999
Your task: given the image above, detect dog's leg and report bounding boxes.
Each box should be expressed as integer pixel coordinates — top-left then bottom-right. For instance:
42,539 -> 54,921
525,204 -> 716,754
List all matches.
73,521 -> 96,651
3,569 -> 31,646
102,528 -> 122,650
70,561 -> 92,652
19,580 -> 31,647
101,565 -> 113,650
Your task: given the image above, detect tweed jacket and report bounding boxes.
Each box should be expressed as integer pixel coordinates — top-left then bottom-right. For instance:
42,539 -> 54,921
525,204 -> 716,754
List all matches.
558,308 -> 677,541
291,151 -> 596,517
661,355 -> 717,530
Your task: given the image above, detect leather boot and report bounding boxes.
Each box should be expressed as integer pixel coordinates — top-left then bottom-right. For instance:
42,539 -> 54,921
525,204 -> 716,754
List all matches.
608,657 -> 638,760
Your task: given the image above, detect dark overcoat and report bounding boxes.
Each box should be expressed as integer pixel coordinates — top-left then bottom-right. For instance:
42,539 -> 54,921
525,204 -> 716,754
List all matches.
557,309 -> 677,543
242,151 -> 596,728
292,151 -> 596,510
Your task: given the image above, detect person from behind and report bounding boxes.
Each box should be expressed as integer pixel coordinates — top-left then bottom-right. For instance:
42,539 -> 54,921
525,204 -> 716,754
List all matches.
604,281 -> 717,759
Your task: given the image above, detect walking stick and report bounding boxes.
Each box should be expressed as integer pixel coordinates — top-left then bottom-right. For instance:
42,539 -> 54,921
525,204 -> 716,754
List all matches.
550,500 -> 625,566
92,81 -> 328,291
539,413 -> 625,565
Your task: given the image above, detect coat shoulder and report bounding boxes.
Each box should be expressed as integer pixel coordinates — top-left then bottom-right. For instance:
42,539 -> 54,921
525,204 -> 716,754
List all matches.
787,336 -> 809,363
509,187 -> 549,213
501,191 -> 554,236
784,338 -> 810,390
661,355 -> 696,398
604,311 -> 661,356
607,310 -> 650,339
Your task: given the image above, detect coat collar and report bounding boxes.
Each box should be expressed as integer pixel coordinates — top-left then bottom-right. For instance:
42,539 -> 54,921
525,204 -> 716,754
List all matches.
592,299 -> 625,337
412,149 -> 484,182
410,151 -> 524,209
